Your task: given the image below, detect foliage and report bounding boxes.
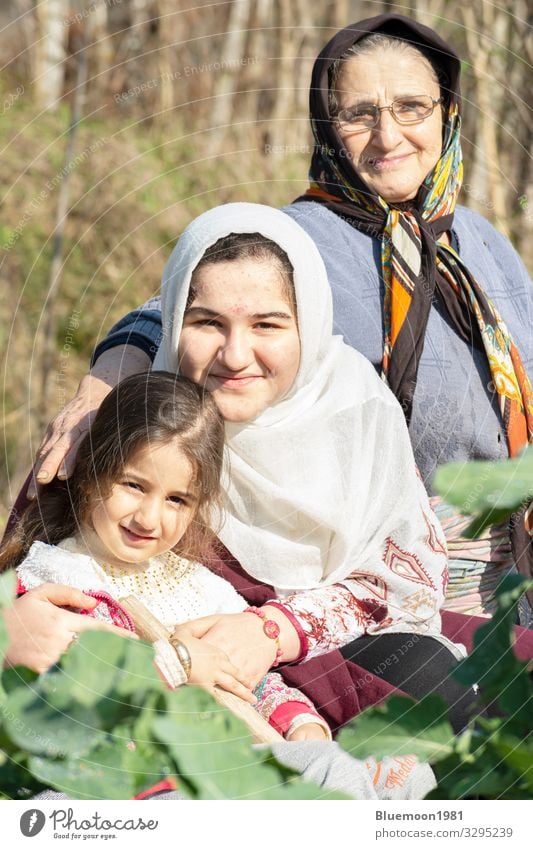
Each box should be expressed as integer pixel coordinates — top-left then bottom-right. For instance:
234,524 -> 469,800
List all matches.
337,448 -> 533,799
433,445 -> 533,537
0,576 -> 346,800
338,574 -> 532,799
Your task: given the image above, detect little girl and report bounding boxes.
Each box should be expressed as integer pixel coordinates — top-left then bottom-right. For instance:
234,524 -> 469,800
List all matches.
1,371 -> 435,797
2,371 -> 331,741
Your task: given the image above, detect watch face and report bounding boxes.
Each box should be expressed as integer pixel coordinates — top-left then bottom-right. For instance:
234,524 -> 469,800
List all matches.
264,620 -> 281,640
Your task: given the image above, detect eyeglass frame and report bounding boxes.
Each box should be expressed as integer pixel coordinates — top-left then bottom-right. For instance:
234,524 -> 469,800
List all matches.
333,95 -> 444,133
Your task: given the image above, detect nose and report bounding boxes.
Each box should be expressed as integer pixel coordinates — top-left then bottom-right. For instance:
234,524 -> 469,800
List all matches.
133,494 -> 160,532
218,327 -> 254,371
371,108 -> 404,149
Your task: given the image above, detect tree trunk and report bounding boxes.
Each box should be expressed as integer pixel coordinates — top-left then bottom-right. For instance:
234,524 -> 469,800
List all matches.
461,5 -> 510,236
211,0 -> 253,138
34,0 -> 68,110
38,26 -> 88,429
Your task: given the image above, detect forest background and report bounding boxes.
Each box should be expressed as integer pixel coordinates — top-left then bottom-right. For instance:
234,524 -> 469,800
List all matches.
0,0 -> 531,529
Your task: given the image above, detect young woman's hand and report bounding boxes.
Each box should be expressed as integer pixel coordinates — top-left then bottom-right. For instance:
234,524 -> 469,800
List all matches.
172,631 -> 257,703
173,607 -> 300,688
286,723 -> 330,742
3,584 -> 137,673
28,346 -> 150,497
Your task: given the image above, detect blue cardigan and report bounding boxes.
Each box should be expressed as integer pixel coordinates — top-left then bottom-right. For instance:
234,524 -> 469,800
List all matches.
93,202 -> 533,490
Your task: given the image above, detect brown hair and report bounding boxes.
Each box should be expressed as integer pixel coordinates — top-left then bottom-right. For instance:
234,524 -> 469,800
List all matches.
0,372 -> 225,572
187,232 -> 297,317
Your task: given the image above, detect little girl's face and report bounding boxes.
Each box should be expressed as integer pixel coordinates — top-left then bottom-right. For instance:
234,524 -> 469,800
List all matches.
84,439 -> 196,567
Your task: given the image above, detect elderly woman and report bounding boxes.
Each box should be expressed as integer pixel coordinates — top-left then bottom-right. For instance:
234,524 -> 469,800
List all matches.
289,13 -> 533,625
36,13 -> 531,625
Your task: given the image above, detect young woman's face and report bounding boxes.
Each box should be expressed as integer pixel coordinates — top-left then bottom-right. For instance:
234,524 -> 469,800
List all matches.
334,47 -> 443,202
85,439 -> 196,566
178,257 -> 301,423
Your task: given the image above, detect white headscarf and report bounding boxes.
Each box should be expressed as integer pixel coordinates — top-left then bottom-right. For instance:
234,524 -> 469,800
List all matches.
154,204 -> 446,622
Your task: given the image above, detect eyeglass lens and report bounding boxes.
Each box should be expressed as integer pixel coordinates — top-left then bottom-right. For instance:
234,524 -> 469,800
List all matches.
337,95 -> 437,130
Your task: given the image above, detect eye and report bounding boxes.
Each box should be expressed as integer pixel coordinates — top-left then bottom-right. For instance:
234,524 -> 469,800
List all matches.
340,105 -> 375,122
122,480 -> 143,491
193,318 -> 222,328
396,99 -> 423,111
167,495 -> 187,506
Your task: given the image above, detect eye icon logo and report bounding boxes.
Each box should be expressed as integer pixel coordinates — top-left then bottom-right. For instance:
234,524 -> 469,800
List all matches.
20,809 -> 46,837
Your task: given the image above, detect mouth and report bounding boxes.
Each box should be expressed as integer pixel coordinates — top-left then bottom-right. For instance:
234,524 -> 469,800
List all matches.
209,373 -> 262,389
367,152 -> 413,171
120,526 -> 157,544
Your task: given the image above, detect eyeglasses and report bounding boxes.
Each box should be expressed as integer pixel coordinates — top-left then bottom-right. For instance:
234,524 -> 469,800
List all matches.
334,95 -> 443,133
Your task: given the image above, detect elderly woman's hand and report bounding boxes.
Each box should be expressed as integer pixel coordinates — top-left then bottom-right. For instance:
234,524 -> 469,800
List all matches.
28,346 -> 151,498
3,584 -> 137,674
173,606 -> 300,687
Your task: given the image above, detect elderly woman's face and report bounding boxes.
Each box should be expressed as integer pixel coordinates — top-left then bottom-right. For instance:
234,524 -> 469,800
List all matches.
334,47 -> 443,202
178,258 -> 300,423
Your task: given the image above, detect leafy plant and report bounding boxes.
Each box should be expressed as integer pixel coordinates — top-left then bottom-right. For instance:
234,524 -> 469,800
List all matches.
433,445 -> 533,537
0,574 -> 346,800
2,450 -> 532,800
337,574 -> 532,798
337,449 -> 533,799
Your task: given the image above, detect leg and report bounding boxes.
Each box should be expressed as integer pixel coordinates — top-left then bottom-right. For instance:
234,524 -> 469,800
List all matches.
264,741 -> 436,800
340,633 -> 478,733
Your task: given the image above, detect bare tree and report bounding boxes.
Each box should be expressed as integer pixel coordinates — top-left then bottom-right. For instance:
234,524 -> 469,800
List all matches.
34,0 -> 69,109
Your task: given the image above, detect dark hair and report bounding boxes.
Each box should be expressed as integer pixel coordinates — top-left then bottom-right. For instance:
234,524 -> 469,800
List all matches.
188,232 -> 296,316
328,33 -> 448,116
0,372 -> 225,571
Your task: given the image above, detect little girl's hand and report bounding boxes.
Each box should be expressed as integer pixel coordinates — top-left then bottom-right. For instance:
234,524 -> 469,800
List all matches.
286,722 -> 330,742
177,633 -> 257,705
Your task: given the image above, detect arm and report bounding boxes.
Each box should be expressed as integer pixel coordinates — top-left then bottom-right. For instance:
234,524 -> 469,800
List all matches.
3,584 -> 135,674
30,296 -> 163,493
29,344 -> 151,495
90,298 -> 162,366
254,672 -> 331,740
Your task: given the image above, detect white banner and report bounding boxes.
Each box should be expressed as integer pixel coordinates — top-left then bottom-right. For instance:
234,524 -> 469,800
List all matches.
2,799 -> 529,849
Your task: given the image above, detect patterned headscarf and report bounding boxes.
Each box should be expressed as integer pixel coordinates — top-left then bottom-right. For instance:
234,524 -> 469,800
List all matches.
294,13 -> 533,588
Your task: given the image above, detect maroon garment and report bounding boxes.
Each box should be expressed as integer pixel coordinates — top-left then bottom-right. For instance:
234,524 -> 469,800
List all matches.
5,472 -> 533,732
206,544 -> 533,731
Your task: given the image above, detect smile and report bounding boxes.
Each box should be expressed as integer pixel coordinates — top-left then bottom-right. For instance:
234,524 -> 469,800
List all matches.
209,374 -> 262,389
367,153 -> 414,170
120,526 -> 157,544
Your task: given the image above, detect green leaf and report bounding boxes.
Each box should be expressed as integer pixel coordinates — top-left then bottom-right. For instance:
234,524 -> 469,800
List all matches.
433,447 -> 533,537
60,630 -> 127,708
2,683 -> 104,757
337,695 -> 455,764
0,572 -> 16,611
451,576 -> 533,720
29,742 -> 136,800
154,687 -> 333,799
430,750 -> 511,799
1,666 -> 39,694
108,722 -> 175,796
115,638 -> 165,697
492,738 -> 533,792
154,687 -> 257,799
0,573 -> 17,684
